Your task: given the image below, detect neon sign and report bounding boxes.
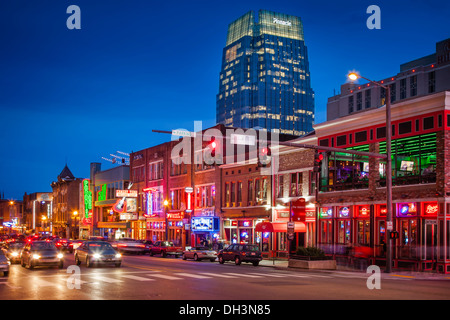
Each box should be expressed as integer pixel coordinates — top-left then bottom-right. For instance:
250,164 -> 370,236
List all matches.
398,203 -> 417,217
424,203 -> 438,215
339,207 -> 350,217
82,179 -> 92,219
98,184 -> 107,201
167,212 -> 183,220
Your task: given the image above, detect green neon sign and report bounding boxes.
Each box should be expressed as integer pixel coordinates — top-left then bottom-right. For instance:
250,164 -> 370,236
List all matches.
83,179 -> 93,218
98,184 -> 107,201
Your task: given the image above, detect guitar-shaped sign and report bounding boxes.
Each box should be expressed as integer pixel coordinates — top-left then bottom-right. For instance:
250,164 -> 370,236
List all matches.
112,182 -> 133,213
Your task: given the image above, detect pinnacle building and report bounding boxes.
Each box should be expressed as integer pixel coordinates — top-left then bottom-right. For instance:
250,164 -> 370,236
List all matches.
216,10 -> 315,136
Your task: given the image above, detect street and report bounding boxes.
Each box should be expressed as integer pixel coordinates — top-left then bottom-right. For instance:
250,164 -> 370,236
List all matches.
1,252 -> 449,303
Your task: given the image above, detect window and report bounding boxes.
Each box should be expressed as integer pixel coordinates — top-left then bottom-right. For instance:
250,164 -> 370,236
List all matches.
336,135 -> 347,146
400,78 -> 406,99
390,83 -> 396,103
348,96 -> 354,114
248,180 -> 254,205
423,116 -> 434,130
365,89 -> 371,108
410,75 -> 417,97
355,131 -> 367,143
237,182 -> 242,205
376,127 -> 386,139
230,182 -> 236,205
398,121 -> 412,135
428,71 -> 435,93
356,92 -> 362,111
277,175 -> 284,198
290,172 -> 303,197
225,183 -> 230,207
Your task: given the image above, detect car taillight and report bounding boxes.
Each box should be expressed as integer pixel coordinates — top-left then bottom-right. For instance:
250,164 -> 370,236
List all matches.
118,244 -> 127,248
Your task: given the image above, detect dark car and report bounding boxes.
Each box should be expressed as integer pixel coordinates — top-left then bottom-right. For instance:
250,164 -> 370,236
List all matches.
2,241 -> 25,264
75,241 -> 122,268
21,241 -> 64,269
218,244 -> 262,266
54,238 -> 73,253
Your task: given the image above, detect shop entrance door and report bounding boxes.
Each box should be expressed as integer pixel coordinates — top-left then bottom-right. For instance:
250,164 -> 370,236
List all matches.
424,220 -> 437,261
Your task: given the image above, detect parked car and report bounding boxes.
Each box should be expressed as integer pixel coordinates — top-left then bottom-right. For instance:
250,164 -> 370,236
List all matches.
112,238 -> 147,255
150,241 -> 182,258
74,241 -> 122,268
2,241 -> 25,264
182,246 -> 217,262
218,244 -> 262,266
20,241 -> 64,269
0,250 -> 10,276
137,240 -> 153,254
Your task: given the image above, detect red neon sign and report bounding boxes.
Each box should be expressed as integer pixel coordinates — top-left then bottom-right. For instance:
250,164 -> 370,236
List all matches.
167,212 -> 183,220
424,203 -> 438,215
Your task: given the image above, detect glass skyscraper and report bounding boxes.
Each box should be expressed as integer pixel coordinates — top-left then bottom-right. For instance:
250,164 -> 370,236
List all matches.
216,10 -> 315,136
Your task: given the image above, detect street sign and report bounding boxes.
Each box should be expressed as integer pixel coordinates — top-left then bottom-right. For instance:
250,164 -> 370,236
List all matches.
116,189 -> 138,198
230,133 -> 256,146
287,222 -> 295,234
172,129 -> 196,138
387,221 -> 393,231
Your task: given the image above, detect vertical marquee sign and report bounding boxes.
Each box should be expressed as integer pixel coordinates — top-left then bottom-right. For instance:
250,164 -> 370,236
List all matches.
82,179 -> 93,225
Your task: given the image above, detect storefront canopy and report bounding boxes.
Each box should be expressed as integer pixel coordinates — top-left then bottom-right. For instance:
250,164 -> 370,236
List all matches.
255,221 -> 306,233
254,221 -> 274,232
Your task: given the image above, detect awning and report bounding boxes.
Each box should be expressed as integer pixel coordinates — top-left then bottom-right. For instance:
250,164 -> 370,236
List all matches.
254,221 -> 274,232
272,222 -> 306,233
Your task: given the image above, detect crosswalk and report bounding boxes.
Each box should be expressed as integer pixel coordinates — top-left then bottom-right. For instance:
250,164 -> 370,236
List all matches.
9,270 -> 340,289
5,269 -> 406,290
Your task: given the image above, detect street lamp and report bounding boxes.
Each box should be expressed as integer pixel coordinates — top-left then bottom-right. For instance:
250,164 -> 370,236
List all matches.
73,211 -> 79,239
41,215 -> 47,235
164,200 -> 169,241
348,72 -> 393,273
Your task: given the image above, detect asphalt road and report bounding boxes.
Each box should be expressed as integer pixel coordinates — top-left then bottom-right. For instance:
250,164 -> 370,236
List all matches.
1,251 -> 449,305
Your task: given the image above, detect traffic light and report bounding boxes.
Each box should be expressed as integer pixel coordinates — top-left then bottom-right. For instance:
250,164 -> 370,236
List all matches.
258,146 -> 271,167
389,231 -> 399,240
313,150 -> 323,172
210,139 -> 217,158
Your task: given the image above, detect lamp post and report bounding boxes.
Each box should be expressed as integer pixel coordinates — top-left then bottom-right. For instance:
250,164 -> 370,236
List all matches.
41,215 -> 47,235
348,72 -> 393,273
73,211 -> 79,239
164,199 -> 169,241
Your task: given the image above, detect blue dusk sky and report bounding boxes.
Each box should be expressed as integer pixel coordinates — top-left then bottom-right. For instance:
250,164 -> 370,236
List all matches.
0,0 -> 449,200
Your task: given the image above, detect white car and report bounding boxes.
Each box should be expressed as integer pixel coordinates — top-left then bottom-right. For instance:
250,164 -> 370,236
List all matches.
182,246 -> 217,262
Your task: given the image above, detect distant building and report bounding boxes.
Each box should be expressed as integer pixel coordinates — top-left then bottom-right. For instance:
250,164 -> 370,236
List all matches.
216,10 -> 315,136
327,38 -> 450,121
50,165 -> 82,238
0,198 -> 23,235
22,192 -> 53,234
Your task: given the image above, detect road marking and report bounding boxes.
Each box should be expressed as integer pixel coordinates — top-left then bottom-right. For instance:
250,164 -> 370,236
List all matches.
248,272 -> 288,278
223,273 -> 263,278
146,274 -> 183,280
174,273 -> 212,279
390,274 -> 414,279
90,276 -> 123,283
198,273 -> 239,278
120,275 -> 155,281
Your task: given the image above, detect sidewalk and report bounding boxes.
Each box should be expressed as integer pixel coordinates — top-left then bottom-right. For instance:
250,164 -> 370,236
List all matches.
258,258 -> 450,280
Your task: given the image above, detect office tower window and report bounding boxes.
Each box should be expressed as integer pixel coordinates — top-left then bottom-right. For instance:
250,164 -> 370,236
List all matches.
356,92 -> 362,111
365,89 -> 371,108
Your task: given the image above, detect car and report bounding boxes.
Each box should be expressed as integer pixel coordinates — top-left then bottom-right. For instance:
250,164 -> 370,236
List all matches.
136,240 -> 153,254
0,250 -> 10,276
182,246 -> 217,262
150,241 -> 183,258
74,241 -> 122,268
218,244 -> 262,266
54,238 -> 73,253
20,241 -> 64,269
2,241 -> 25,264
112,238 -> 147,255
71,239 -> 85,251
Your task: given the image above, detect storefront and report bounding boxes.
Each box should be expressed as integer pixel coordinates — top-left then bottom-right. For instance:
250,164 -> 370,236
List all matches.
190,216 -> 220,248
318,200 -> 440,271
223,218 -> 266,245
146,219 -> 165,242
97,221 -> 130,239
167,211 -> 184,246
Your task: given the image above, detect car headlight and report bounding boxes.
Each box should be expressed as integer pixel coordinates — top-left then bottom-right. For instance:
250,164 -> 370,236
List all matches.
11,252 -> 19,257
32,254 -> 41,259
115,253 -> 122,259
57,253 -> 64,259
93,253 -> 101,259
